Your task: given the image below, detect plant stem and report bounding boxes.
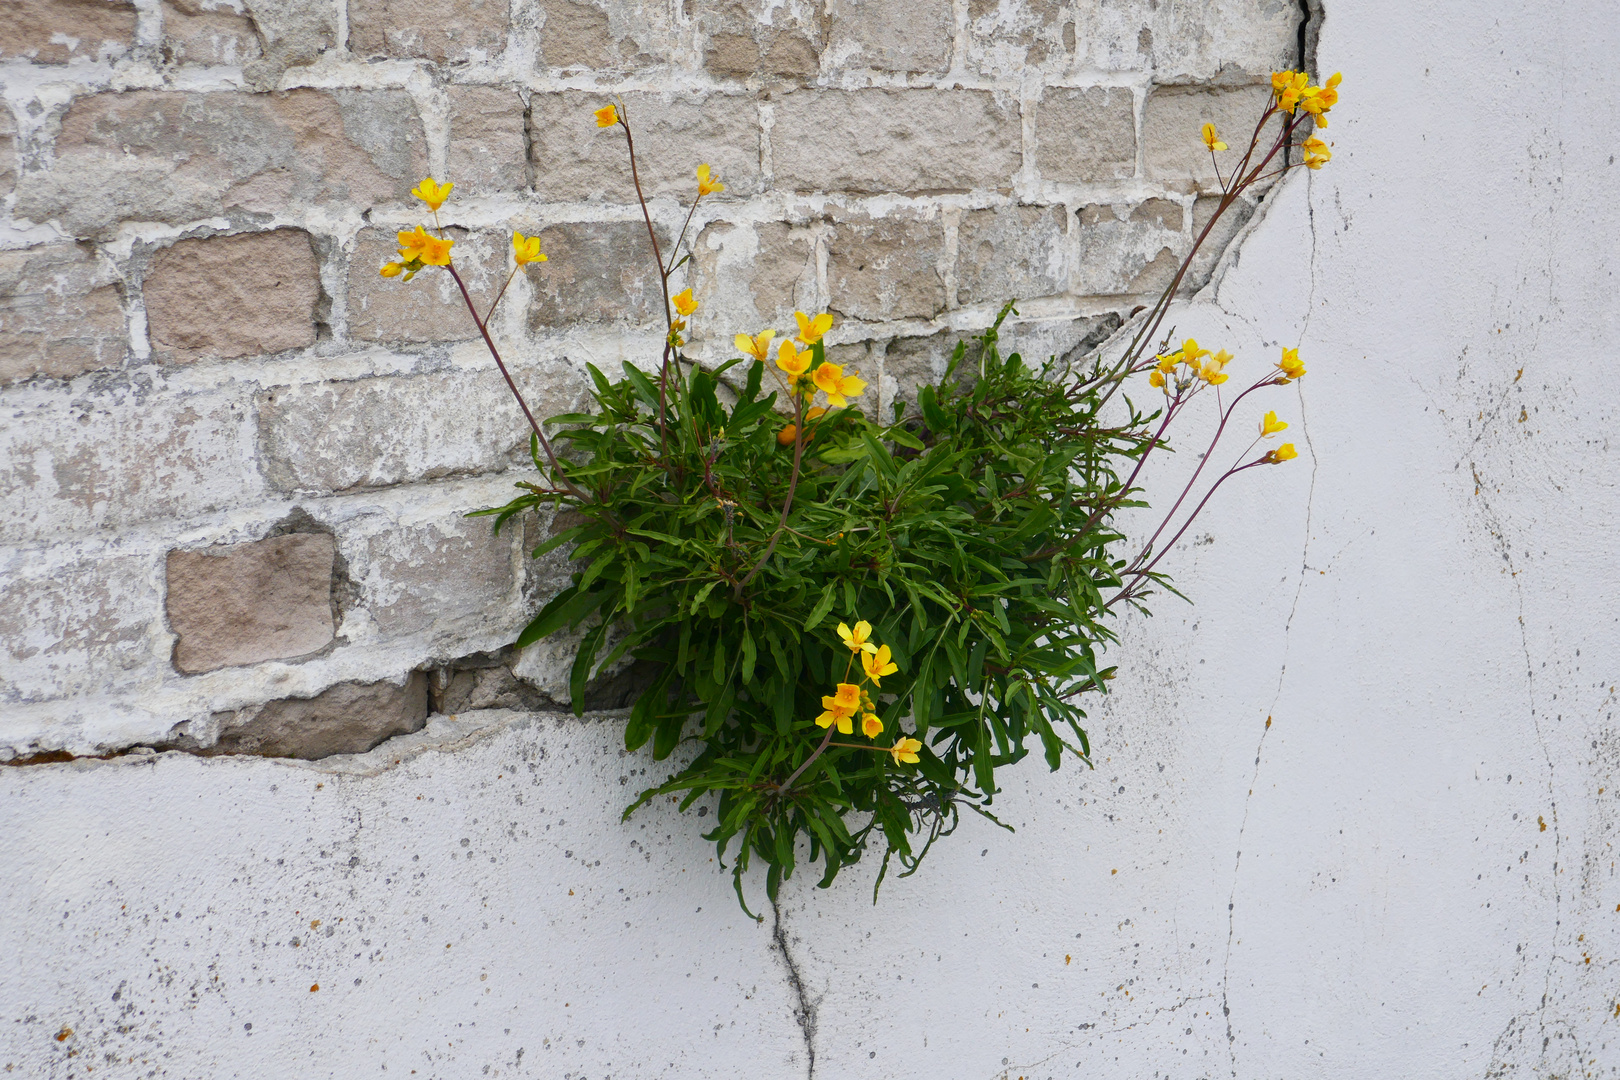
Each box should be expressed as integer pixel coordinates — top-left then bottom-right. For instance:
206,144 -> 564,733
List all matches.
779,724 -> 836,792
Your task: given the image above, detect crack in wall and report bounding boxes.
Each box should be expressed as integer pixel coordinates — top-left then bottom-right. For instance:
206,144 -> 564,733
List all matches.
771,898 -> 818,1080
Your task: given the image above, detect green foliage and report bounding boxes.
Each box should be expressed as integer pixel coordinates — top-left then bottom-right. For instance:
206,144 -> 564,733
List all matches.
479,304 -> 1160,914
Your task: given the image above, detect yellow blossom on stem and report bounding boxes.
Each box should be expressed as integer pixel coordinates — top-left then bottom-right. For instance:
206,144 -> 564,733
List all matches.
1273,70 -> 1309,113
793,311 -> 833,345
1265,442 -> 1299,464
861,713 -> 884,739
1181,338 -> 1211,364
837,621 -> 878,655
397,225 -> 431,261
735,329 -> 775,362
1302,136 -> 1332,170
696,163 -> 725,196
411,176 -> 453,210
379,261 -> 404,278
594,104 -> 619,128
861,644 -> 898,687
416,232 -> 454,266
1259,410 -> 1288,436
1276,347 -> 1306,382
512,232 -> 546,265
1201,123 -> 1228,152
776,339 -> 811,381
1149,369 -> 1166,389
889,737 -> 922,765
815,700 -> 855,734
812,362 -> 866,407
672,288 -> 698,316
776,408 -> 825,447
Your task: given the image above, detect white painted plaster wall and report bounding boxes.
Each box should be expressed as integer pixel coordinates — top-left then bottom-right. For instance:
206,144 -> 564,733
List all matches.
6,2 -> 1620,1077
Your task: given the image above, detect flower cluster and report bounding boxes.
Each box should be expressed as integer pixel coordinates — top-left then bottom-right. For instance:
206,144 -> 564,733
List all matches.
1273,69 -> 1342,125
1149,338 -> 1232,390
377,176 -> 548,286
738,310 -> 867,444
815,620 -> 918,766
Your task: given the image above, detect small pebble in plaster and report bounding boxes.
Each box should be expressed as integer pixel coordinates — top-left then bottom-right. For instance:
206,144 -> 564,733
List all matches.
54,1028 -> 72,1042
309,984 -> 319,992
1111,869 -> 1117,875
310,920 -> 320,928
1539,816 -> 1547,831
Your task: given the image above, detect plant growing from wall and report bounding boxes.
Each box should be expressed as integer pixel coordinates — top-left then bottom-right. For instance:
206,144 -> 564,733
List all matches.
372,72 -> 1342,913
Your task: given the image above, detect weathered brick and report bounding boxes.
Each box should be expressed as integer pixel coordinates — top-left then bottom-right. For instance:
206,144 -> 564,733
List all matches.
956,205 -> 1069,307
1187,194 -> 1258,291
0,103 -> 18,199
1034,86 -> 1137,183
772,90 -> 1021,194
1070,1 -> 1299,80
345,509 -> 519,639
535,0 -> 671,72
166,532 -> 335,673
528,90 -> 760,201
826,211 -> 945,323
348,0 -> 507,62
525,220 -> 671,330
145,230 -> 320,364
0,243 -> 126,386
690,219 -> 818,335
447,87 -> 528,193
0,552 -> 161,704
965,0 -> 1068,78
1142,83 -> 1274,192
346,227 -> 499,345
695,0 -> 820,81
1073,199 -> 1185,297
0,387 -> 262,543
881,330 -> 967,415
239,0 -> 337,85
15,89 -> 428,239
211,673 -> 428,758
824,0 -> 952,76
0,0 -> 137,64
162,0 -> 262,66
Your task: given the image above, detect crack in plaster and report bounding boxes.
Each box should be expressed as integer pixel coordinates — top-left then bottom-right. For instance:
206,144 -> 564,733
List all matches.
990,992 -> 1218,1080
771,898 -> 818,1080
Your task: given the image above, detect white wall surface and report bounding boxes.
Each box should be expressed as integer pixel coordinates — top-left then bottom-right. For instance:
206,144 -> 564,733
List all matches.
6,1 -> 1620,1077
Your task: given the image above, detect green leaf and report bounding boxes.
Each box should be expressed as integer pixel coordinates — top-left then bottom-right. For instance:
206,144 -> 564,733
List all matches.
803,582 -> 837,631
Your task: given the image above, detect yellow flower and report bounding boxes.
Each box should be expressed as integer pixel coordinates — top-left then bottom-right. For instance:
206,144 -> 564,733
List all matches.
861,644 -> 898,687
379,261 -> 404,278
735,329 -> 775,362
776,339 -> 811,380
1302,136 -> 1332,170
837,621 -> 878,655
793,311 -> 833,345
1276,347 -> 1306,382
512,232 -> 546,265
1266,442 -> 1299,463
861,713 -> 884,739
1181,338 -> 1211,363
397,225 -> 431,261
777,410 -> 824,447
815,701 -> 855,734
416,232 -> 454,266
696,163 -> 725,196
1154,352 -> 1180,375
1271,70 -> 1309,113
1198,362 -> 1229,386
889,737 -> 922,765
672,288 -> 698,316
411,176 -> 453,210
1299,72 -> 1342,126
1148,369 -> 1166,389
1200,123 -> 1228,152
812,362 -> 866,408
594,104 -> 619,128
1259,410 -> 1288,437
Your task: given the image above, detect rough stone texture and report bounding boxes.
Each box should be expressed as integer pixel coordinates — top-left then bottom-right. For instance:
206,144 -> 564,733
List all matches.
166,532 -> 336,674
955,204 -> 1069,306
824,0 -> 953,75
15,89 -> 427,238
0,243 -> 126,385
446,87 -> 528,193
1034,86 -> 1138,183
1187,193 -> 1257,291
348,0 -> 508,63
689,218 -> 820,336
144,230 -> 320,364
0,0 -> 137,64
965,0 -> 1069,79
525,220 -> 672,330
535,0 -> 671,72
1143,83 -> 1277,192
825,211 -> 945,323
239,0 -> 337,85
1070,0 -> 1301,80
346,227 -> 499,344
1073,199 -> 1186,297
527,90 -> 760,201
211,673 -> 427,758
162,0 -> 263,66
772,90 -> 1022,194
695,0 -> 821,81
0,106 -> 15,199
346,510 -> 518,640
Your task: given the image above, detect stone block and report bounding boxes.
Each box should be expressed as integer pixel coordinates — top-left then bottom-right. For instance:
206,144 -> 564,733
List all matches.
15,89 -> 427,239
144,230 -> 320,364
212,673 -> 428,758
0,386 -> 262,543
772,90 -> 1021,194
239,0 -> 337,85
1073,199 -> 1186,297
447,87 -> 528,193
162,0 -> 263,65
347,510 -> 518,639
881,330 -> 969,415
347,227 -> 499,344
0,552 -> 160,704
824,0 -> 952,76
257,366 -> 568,493
826,211 -> 944,322
349,0 -> 507,63
690,219 -> 818,336
1187,194 -> 1258,292
695,0 -> 820,81
0,101 -> 17,199
166,532 -> 336,673
1034,86 -> 1137,183
1069,1 -> 1300,80
0,0 -> 136,64
527,90 -> 760,201
0,243 -> 126,386
965,0 -> 1068,79
535,0 -> 670,72
1142,83 -> 1274,192
525,221 -> 671,330
955,204 -> 1069,307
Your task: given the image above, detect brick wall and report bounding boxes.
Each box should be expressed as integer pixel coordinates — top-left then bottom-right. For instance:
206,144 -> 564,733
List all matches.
0,0 -> 1302,759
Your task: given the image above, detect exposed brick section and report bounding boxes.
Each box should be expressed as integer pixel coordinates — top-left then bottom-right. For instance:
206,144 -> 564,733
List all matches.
1142,84 -> 1275,192
696,0 -> 820,81
956,205 -> 1069,307
447,87 -> 529,193
691,219 -> 818,332
0,243 -> 126,385
1188,194 -> 1258,290
1074,200 -> 1186,297
348,0 -> 508,63
0,105 -> 17,199
536,0 -> 669,72
346,227 -> 499,344
0,0 -> 136,64
825,0 -> 953,76
211,673 -> 428,758
166,533 -> 336,674
1070,1 -> 1299,79
347,510 -> 518,639
1034,87 -> 1138,183
144,230 -> 320,365
162,0 -> 262,66
965,0 -> 1069,78
0,553 -> 159,704
525,221 -> 671,329
772,90 -> 1022,194
15,89 -> 428,238
826,211 -> 945,323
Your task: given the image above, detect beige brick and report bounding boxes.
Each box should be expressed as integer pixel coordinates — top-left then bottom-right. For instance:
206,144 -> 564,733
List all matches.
881,330 -> 968,415
211,673 -> 427,758
348,0 -> 507,62
525,220 -> 671,330
1187,194 -> 1258,291
145,230 -> 320,364
695,0 -> 821,81
0,103 -> 17,199
1142,83 -> 1274,192
772,90 -> 1021,194
826,211 -> 945,322
15,89 -> 427,239
824,0 -> 952,76
1034,86 -> 1137,183
690,219 -> 817,335
0,0 -> 136,64
346,509 -> 518,639
162,0 -> 262,65
965,0 -> 1069,78
447,87 -> 528,193
0,243 -> 126,386
240,0 -> 337,85
955,205 -> 1068,307
166,532 -> 335,674
1070,1 -> 1299,80
1073,199 -> 1186,297
347,227 -> 500,345
528,90 -> 760,202
536,0 -> 670,72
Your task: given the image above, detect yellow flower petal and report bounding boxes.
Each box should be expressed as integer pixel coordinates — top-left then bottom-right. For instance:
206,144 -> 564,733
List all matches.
1260,410 -> 1288,437
512,231 -> 546,265
793,311 -> 833,345
696,163 -> 725,196
776,340 -> 810,379
1200,123 -> 1228,152
735,329 -> 775,361
672,288 -> 698,316
861,713 -> 884,739
889,737 -> 922,766
379,261 -> 403,278
1270,442 -> 1298,463
411,177 -> 453,210
594,104 -> 619,128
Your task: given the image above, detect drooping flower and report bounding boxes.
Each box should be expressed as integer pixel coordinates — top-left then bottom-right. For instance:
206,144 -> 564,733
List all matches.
1201,123 -> 1228,152
776,339 -> 811,380
411,176 -> 453,210
672,288 -> 698,316
1259,410 -> 1288,436
512,232 -> 546,265
1302,136 -> 1332,170
861,713 -> 884,739
793,310 -> 833,345
1266,442 -> 1299,463
594,104 -> 619,128
812,362 -> 866,407
735,329 -> 775,362
889,737 -> 922,765
861,644 -> 898,687
379,261 -> 404,278
1276,347 -> 1306,382
696,163 -> 725,196
837,621 -> 878,655
1148,369 -> 1166,389
776,407 -> 827,447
